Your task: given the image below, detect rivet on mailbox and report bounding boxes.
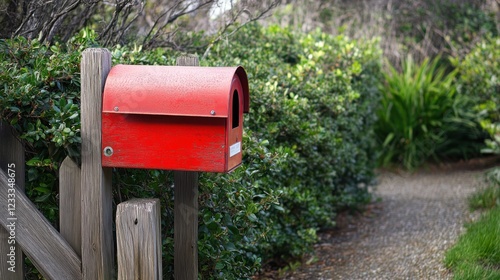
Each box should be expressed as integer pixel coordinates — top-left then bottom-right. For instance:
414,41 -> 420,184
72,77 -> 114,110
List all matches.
101,65 -> 249,173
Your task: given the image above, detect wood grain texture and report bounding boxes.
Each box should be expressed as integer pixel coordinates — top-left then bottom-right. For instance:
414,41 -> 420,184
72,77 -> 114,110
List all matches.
174,55 -> 200,280
116,199 -> 162,280
0,121 -> 25,279
176,55 -> 199,67
59,157 -> 82,257
174,171 -> 199,280
80,48 -> 115,280
0,169 -> 81,280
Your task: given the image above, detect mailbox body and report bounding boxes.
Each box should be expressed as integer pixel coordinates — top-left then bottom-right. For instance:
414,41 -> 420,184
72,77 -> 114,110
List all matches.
101,65 -> 249,172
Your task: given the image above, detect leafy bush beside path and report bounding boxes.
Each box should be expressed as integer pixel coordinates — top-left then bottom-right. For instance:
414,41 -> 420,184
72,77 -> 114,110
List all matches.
375,55 -> 486,170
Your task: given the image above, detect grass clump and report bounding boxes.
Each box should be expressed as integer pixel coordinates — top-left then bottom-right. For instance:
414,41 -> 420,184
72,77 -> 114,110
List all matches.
445,167 -> 500,279
469,185 -> 500,211
469,167 -> 500,210
470,168 -> 500,211
444,207 -> 500,280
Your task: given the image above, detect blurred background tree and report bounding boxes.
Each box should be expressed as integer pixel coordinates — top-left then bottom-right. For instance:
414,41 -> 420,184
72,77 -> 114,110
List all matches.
0,0 -> 278,51
267,0 -> 498,65
1,0 -> 497,63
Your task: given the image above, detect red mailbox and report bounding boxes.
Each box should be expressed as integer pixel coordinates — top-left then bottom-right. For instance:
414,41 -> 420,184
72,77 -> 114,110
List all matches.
101,65 -> 249,172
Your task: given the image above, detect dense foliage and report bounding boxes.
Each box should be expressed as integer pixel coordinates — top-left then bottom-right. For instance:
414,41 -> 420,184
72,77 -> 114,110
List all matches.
452,37 -> 499,121
0,35 -> 90,220
375,56 -> 486,170
452,37 -> 500,157
205,24 -> 382,262
0,25 -> 381,278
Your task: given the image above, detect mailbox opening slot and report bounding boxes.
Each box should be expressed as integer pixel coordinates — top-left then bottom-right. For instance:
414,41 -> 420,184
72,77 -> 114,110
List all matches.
232,90 -> 239,129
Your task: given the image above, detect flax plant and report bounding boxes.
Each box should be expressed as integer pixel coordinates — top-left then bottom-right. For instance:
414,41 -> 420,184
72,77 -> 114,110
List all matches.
376,55 -> 459,169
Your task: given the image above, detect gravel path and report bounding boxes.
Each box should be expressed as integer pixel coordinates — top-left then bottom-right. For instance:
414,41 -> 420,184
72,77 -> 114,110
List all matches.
268,166 -> 490,280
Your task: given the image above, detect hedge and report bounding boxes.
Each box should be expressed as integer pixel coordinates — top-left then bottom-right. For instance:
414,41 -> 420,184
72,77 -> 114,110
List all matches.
451,37 -> 500,156
452,37 -> 500,123
0,25 -> 382,278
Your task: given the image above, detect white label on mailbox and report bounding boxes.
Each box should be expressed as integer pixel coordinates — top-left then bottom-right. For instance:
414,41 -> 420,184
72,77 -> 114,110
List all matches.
230,142 -> 241,157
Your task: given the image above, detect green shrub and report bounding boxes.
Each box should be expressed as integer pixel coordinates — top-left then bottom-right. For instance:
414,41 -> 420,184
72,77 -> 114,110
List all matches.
481,120 -> 500,156
375,55 -> 485,169
452,38 -> 500,121
0,24 -> 382,278
0,33 -> 96,219
452,37 -> 500,162
206,24 -> 382,258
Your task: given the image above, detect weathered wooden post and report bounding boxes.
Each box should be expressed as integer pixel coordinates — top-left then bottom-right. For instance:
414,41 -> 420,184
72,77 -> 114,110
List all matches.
0,121 -> 25,279
59,157 -> 82,257
174,56 -> 200,280
116,199 -> 162,279
80,48 -> 115,280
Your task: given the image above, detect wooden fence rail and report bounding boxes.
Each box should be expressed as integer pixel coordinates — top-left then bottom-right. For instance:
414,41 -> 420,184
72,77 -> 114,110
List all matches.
0,168 -> 82,279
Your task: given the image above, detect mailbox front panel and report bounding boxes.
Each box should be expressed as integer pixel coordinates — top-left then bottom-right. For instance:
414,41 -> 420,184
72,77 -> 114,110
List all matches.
102,114 -> 228,172
226,76 -> 244,171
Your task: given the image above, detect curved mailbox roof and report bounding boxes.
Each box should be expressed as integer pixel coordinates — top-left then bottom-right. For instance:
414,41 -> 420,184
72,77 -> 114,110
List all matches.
103,65 -> 249,118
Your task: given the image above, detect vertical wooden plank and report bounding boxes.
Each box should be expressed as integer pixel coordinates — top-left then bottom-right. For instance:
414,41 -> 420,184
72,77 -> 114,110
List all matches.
174,172 -> 199,280
0,121 -> 25,280
81,48 -> 114,280
116,199 -> 162,280
174,55 -> 200,280
59,156 -> 82,257
176,55 -> 199,67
